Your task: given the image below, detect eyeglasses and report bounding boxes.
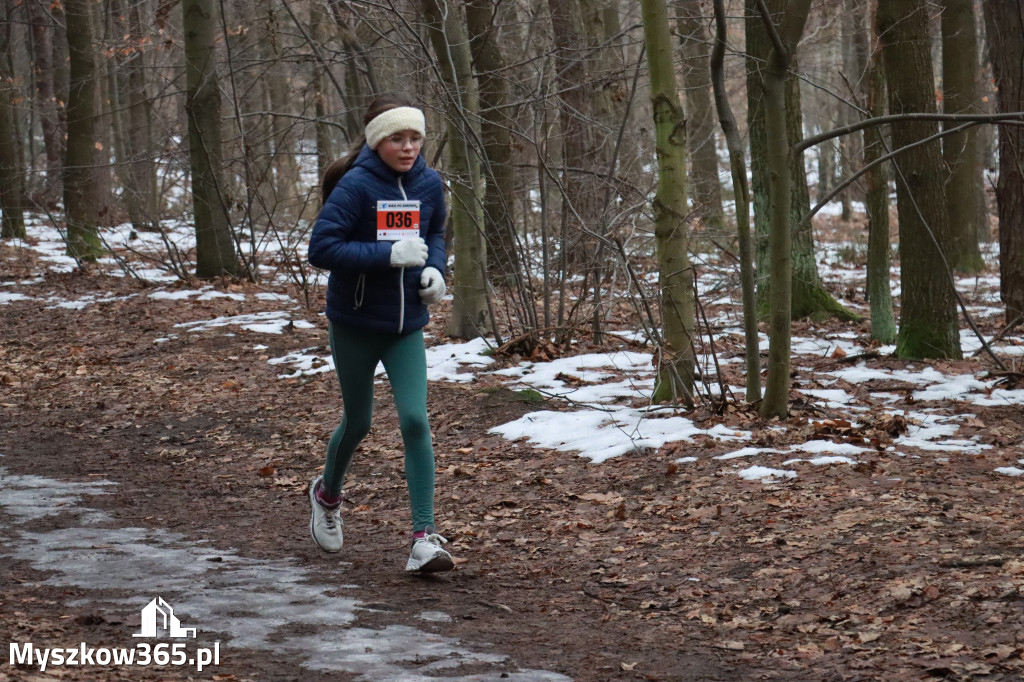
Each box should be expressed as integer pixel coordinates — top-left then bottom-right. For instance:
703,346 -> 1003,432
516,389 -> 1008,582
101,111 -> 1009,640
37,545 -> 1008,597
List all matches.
386,134 -> 424,150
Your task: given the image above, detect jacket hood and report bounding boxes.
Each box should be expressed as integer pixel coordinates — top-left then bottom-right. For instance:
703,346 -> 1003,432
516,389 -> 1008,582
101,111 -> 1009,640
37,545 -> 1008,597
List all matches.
352,144 -> 428,184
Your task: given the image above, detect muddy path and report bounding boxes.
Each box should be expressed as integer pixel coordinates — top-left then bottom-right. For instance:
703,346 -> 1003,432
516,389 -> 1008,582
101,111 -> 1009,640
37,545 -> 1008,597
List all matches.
3,270 -> 1023,681
1,272 -> 734,681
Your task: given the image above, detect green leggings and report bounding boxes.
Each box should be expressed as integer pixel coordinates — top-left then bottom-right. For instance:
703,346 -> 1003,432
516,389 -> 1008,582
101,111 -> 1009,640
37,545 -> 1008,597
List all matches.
322,322 -> 435,532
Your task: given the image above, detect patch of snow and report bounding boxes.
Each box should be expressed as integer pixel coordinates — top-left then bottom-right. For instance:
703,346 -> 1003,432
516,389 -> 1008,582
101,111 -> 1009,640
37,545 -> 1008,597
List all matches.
425,338 -> 494,382
894,412 -> 991,453
0,292 -> 31,304
790,440 -> 870,455
150,289 -> 203,301
176,311 -> 316,335
782,456 -> 857,466
800,389 -> 858,407
736,465 -> 796,481
714,447 -> 779,461
489,407 -> 748,463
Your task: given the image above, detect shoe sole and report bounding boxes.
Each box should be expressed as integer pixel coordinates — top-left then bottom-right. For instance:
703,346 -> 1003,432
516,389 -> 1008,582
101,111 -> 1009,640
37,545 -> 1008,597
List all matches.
409,554 -> 455,573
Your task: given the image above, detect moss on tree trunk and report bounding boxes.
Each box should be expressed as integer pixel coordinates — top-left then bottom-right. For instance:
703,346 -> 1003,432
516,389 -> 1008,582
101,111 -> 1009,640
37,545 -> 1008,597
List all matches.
63,0 -> 105,262
642,0 -> 695,406
879,0 -> 961,360
746,1 -> 857,324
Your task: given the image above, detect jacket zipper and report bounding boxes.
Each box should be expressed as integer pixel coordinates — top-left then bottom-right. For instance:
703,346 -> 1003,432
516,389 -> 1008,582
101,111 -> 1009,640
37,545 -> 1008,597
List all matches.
397,176 -> 408,334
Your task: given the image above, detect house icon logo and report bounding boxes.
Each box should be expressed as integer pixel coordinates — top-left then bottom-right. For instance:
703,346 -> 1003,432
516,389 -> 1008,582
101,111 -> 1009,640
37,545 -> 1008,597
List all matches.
133,597 -> 197,638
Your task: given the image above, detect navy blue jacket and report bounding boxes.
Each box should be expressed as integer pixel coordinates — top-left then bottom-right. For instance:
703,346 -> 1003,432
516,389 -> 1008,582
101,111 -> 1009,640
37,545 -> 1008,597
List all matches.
308,145 -> 447,334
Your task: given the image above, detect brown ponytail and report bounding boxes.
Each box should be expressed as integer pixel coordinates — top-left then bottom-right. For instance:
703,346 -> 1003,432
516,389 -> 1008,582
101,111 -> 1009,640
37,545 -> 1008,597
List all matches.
320,92 -> 419,205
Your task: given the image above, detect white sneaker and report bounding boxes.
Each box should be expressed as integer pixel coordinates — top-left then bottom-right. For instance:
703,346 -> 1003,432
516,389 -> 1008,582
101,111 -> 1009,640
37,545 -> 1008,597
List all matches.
309,476 -> 343,553
405,526 -> 455,573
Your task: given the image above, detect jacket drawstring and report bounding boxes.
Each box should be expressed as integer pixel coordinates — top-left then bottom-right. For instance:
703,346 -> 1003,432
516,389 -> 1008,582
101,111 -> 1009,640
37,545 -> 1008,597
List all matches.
353,273 -> 365,310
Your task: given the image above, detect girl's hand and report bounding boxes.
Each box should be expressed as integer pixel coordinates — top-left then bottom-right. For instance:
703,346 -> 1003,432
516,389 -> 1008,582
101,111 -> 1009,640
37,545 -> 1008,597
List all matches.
389,237 -> 428,268
419,267 -> 446,304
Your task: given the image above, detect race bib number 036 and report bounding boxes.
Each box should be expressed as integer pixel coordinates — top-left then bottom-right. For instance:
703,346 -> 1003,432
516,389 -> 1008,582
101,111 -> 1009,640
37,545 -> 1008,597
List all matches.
376,200 -> 421,241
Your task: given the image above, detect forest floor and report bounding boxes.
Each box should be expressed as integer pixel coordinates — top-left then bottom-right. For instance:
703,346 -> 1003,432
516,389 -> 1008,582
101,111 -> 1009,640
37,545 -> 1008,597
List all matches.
2,229 -> 1024,681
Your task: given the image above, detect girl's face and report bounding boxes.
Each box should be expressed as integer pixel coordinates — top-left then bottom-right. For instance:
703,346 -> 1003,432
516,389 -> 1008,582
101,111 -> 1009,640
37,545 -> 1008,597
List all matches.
375,129 -> 424,173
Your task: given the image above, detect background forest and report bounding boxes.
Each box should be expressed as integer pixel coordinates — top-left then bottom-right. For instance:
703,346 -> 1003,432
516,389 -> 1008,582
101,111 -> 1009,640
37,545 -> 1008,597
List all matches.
0,0 -> 1022,417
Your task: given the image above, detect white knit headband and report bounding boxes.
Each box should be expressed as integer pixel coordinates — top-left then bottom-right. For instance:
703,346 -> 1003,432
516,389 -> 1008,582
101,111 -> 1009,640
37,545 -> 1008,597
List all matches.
365,107 -> 426,150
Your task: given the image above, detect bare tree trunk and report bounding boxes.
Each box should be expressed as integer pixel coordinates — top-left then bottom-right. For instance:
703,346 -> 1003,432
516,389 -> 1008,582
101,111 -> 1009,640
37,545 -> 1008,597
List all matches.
422,0 -> 490,340
327,0 -> 376,140
183,0 -> 240,278
63,0 -> 104,261
864,2 -> 896,344
581,0 -> 627,343
92,0 -> 113,217
580,0 -> 623,216
466,0 -> 521,283
982,2 -> 1024,323
266,61 -> 300,222
547,0 -> 601,266
263,5 -> 301,223
878,0 -> 961,359
640,0 -> 695,406
974,0 -> 994,244
941,0 -> 985,272
128,1 -> 158,224
52,1 -> 70,151
710,0 -> 759,403
581,0 -> 625,135
0,4 -> 26,239
111,0 -> 158,232
838,4 -> 864,221
0,98 -> 24,238
785,66 -> 857,322
28,0 -> 63,205
677,0 -> 724,233
235,2 -> 273,229
745,0 -> 777,290
107,2 -> 130,214
756,0 -> 814,419
817,136 -> 835,201
310,0 -> 332,178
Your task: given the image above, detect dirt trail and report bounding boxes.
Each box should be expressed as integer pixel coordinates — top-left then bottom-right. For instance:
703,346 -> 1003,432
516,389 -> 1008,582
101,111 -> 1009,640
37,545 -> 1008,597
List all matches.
2,269 -> 1023,681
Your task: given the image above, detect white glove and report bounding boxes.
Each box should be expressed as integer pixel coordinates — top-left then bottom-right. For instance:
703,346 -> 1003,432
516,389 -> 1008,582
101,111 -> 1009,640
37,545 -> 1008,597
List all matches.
389,237 -> 428,268
419,266 -> 446,304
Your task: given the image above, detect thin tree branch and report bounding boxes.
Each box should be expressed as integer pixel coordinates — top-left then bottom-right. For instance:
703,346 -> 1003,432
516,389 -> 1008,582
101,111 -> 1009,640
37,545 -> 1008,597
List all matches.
795,111 -> 1024,156
280,0 -> 351,113
754,0 -> 786,61
799,121 -> 980,228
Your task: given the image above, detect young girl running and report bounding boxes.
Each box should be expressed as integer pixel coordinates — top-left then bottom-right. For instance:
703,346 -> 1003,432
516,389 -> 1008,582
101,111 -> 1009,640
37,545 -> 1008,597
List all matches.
307,92 -> 453,573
